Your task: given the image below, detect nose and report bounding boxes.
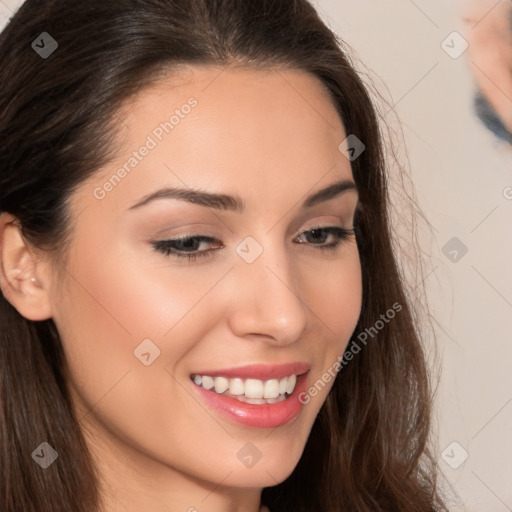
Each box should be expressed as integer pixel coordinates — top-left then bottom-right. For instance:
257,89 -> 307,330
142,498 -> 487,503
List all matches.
226,240 -> 308,346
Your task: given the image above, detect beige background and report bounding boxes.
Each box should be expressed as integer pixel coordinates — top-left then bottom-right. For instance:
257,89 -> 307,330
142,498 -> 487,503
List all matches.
1,0 -> 511,510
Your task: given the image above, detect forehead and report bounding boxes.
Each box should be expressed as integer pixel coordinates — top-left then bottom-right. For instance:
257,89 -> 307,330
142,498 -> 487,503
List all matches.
76,65 -> 353,216
116,64 -> 346,152
122,65 -> 343,135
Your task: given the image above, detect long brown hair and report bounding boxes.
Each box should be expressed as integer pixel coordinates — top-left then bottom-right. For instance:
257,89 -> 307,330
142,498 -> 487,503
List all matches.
0,1 -> 447,510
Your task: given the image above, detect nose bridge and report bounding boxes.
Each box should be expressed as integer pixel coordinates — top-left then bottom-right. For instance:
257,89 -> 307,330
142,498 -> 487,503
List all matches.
227,235 -> 308,344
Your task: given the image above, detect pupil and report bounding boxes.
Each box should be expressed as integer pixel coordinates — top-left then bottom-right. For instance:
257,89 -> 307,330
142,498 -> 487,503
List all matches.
180,238 -> 199,251
309,229 -> 325,243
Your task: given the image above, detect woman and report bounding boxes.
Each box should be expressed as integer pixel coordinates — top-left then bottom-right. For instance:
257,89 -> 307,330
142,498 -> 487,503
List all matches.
0,1 -> 447,510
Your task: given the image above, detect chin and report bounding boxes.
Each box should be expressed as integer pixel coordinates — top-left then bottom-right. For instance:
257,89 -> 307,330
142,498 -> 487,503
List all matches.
223,429 -> 310,488
220,455 -> 303,489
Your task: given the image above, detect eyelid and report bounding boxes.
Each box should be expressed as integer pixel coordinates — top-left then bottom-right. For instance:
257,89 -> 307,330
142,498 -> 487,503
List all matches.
151,223 -> 356,262
155,221 -> 349,244
299,221 -> 345,233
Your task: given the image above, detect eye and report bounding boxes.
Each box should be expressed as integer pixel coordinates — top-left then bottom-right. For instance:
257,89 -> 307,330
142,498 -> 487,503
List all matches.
151,226 -> 356,262
295,226 -> 356,252
152,235 -> 222,262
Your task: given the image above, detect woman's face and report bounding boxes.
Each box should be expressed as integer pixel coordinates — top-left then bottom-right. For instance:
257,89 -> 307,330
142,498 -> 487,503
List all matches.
48,66 -> 362,499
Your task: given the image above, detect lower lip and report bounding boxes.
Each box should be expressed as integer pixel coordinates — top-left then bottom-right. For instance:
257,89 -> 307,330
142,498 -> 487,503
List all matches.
191,374 -> 309,428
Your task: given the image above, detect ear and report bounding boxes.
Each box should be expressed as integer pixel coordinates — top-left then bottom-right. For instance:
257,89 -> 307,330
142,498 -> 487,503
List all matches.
0,213 -> 53,321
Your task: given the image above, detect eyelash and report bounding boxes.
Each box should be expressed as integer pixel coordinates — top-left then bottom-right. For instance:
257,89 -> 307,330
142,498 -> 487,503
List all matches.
151,226 -> 356,262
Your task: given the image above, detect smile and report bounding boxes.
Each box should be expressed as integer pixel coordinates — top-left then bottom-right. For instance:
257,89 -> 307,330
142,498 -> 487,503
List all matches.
189,363 -> 310,428
191,374 -> 298,404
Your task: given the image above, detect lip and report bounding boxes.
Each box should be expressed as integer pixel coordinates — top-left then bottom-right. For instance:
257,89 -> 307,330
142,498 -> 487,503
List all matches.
191,362 -> 310,380
191,370 -> 309,428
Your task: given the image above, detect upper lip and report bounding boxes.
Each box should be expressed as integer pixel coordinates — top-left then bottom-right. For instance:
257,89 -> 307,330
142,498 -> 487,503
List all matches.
191,362 -> 310,380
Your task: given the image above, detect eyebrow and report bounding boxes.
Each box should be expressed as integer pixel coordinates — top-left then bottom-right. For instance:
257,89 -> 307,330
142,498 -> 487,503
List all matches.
127,179 -> 357,213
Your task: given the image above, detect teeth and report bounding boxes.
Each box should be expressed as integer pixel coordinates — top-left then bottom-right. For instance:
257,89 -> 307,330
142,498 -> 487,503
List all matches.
191,373 -> 299,402
245,379 -> 264,399
228,378 -> 244,396
214,376 -> 229,394
286,374 -> 297,395
279,377 -> 288,395
263,379 -> 280,399
201,375 -> 214,390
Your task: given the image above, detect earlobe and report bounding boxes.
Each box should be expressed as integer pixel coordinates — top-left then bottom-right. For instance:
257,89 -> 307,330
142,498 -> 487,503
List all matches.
0,213 -> 53,321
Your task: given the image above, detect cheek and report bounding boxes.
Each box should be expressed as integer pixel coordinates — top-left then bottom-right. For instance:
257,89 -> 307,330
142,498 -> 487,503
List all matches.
51,244 -> 241,473
52,242 -> 229,382
297,248 -> 362,408
303,247 -> 362,348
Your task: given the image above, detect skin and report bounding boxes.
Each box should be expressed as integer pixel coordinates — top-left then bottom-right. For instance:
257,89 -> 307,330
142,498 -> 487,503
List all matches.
0,66 -> 362,511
